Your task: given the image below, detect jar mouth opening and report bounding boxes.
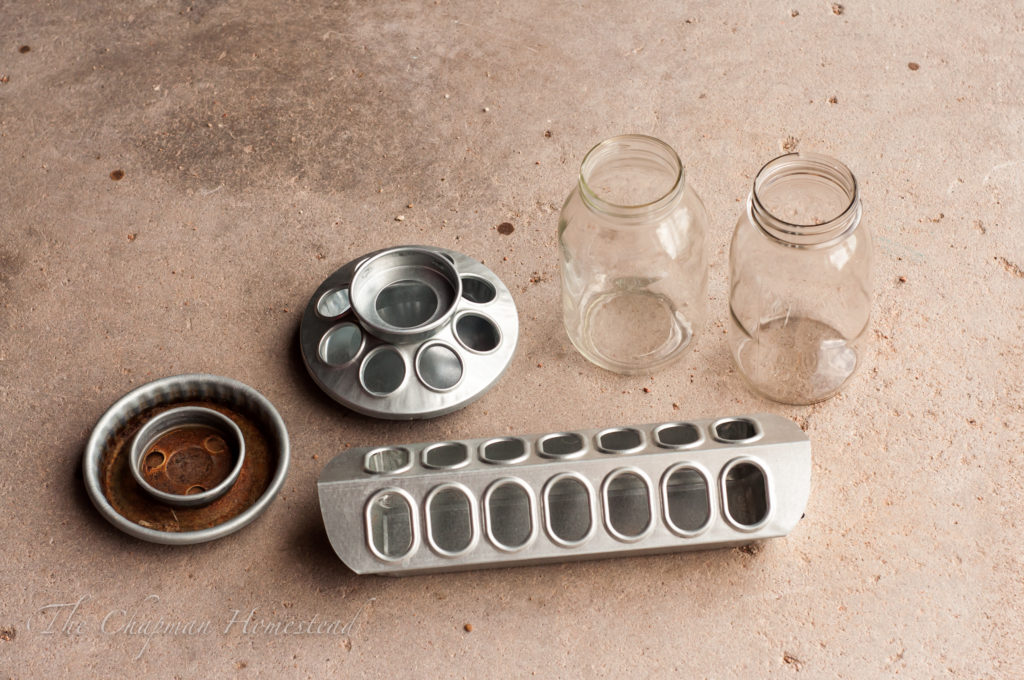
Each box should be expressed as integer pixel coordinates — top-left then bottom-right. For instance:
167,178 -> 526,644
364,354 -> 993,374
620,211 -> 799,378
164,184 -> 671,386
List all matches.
750,152 -> 860,247
751,152 -> 859,233
578,134 -> 684,216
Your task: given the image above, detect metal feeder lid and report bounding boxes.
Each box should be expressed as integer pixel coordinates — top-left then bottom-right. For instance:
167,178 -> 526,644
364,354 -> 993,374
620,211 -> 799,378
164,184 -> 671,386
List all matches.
300,245 -> 519,420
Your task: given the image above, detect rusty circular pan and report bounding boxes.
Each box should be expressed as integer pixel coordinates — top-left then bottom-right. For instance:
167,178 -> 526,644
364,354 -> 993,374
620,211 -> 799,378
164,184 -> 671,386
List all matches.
83,374 -> 289,545
129,406 -> 246,508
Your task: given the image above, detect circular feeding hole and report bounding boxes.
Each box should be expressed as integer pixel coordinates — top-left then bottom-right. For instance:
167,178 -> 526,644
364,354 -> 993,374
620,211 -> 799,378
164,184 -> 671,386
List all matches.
319,323 -> 363,367
480,438 -> 527,464
655,423 -> 701,448
144,451 -> 165,469
349,248 -> 460,341
203,435 -> 226,453
455,313 -> 500,353
598,428 -> 643,453
539,433 -> 585,458
360,348 -> 407,396
186,485 -> 207,495
713,418 -> 760,443
375,280 -> 439,328
422,442 -> 469,469
461,276 -> 496,304
316,288 -> 351,318
416,343 -> 463,391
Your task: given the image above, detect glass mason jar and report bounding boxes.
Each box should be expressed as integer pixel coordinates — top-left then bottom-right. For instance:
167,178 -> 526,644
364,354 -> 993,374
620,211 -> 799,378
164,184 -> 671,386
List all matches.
729,152 -> 871,404
558,135 -> 709,375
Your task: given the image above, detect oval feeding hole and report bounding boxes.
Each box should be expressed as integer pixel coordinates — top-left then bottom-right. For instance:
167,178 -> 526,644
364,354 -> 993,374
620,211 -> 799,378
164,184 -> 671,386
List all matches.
487,481 -> 533,550
428,487 -> 474,554
714,418 -> 760,443
655,423 -> 701,448
461,276 -> 496,304
664,466 -> 711,534
604,472 -> 652,540
545,476 -> 592,545
455,313 -> 500,353
319,323 -> 363,367
316,288 -> 351,318
539,432 -> 585,458
724,462 -> 769,528
368,492 -> 414,560
416,343 -> 463,391
376,279 -> 439,328
360,348 -> 406,395
598,428 -> 643,453
364,447 -> 411,474
422,442 -> 469,469
481,438 -> 527,464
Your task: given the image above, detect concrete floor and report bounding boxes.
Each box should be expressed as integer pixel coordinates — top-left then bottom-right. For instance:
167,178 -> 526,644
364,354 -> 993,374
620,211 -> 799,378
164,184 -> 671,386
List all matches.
2,0 -> 1022,677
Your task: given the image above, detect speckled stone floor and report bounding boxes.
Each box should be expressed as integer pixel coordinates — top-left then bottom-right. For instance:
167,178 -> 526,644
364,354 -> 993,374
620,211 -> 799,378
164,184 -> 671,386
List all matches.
1,1 -> 1022,677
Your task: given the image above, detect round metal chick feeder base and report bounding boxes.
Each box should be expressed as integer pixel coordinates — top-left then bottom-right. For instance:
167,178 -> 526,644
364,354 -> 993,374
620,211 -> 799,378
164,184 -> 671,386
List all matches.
300,245 -> 519,420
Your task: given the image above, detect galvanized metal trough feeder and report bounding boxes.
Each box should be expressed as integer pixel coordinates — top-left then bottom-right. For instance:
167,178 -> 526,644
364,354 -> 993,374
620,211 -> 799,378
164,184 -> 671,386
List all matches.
318,413 -> 810,575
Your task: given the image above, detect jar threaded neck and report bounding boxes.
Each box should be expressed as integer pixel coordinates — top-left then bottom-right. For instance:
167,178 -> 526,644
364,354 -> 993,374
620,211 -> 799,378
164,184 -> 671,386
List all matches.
578,134 -> 685,222
749,152 -> 860,247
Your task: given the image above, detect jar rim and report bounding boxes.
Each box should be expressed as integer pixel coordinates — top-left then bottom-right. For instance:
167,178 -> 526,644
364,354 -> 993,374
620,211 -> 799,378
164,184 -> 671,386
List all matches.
750,152 -> 860,247
578,134 -> 685,218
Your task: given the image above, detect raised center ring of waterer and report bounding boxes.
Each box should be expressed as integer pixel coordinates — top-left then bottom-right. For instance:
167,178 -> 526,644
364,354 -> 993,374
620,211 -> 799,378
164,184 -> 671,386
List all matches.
129,406 -> 246,508
349,247 -> 462,344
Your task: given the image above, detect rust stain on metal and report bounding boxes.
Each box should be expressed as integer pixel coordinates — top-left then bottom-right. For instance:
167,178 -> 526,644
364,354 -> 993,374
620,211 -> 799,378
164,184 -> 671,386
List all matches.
140,424 -> 235,496
100,400 -> 277,532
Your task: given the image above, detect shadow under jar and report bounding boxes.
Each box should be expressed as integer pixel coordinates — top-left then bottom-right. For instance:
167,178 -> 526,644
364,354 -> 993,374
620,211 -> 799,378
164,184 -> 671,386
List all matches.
729,152 -> 871,405
558,135 -> 708,375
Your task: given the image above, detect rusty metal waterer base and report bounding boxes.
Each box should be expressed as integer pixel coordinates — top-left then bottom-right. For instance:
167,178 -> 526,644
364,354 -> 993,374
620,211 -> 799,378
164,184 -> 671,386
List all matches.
83,374 -> 290,545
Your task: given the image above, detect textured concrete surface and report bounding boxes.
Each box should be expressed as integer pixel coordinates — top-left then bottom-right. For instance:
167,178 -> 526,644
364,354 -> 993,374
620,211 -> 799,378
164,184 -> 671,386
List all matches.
1,1 -> 1022,677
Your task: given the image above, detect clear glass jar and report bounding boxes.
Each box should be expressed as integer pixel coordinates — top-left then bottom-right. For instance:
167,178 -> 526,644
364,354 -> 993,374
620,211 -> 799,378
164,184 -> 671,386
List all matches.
558,135 -> 708,375
729,152 -> 871,404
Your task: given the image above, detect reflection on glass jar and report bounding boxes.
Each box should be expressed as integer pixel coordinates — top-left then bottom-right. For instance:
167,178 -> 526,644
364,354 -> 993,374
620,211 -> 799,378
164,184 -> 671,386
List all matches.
729,152 -> 871,404
558,135 -> 708,375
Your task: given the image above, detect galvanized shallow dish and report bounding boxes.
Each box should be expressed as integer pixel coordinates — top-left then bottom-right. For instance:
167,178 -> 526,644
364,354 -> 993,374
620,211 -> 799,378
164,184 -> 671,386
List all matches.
318,413 -> 811,575
83,374 -> 290,545
299,245 -> 519,420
